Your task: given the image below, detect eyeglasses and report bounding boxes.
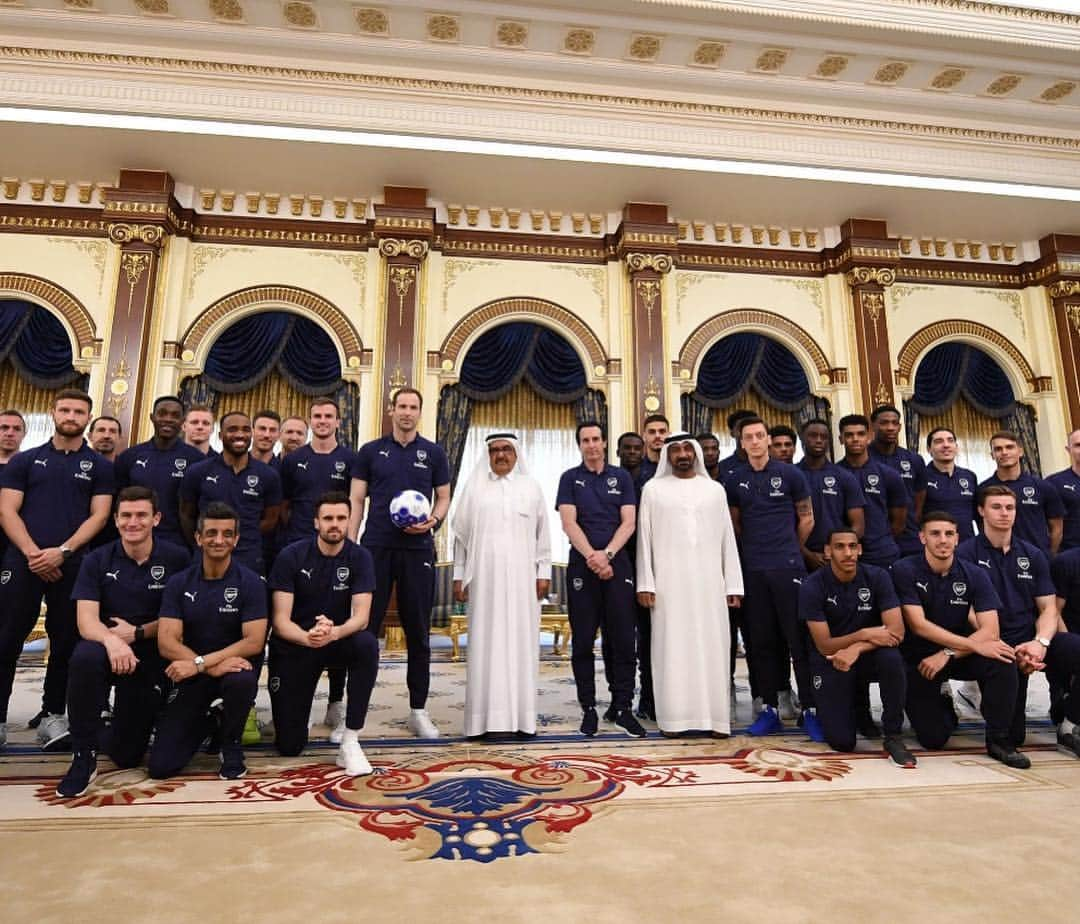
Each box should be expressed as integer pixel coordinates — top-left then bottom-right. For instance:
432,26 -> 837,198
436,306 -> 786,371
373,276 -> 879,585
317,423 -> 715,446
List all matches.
488,446 -> 515,455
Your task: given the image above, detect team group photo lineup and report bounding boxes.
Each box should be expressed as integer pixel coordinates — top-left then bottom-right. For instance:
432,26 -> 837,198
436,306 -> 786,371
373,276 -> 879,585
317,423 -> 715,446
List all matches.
4,381 -> 1080,800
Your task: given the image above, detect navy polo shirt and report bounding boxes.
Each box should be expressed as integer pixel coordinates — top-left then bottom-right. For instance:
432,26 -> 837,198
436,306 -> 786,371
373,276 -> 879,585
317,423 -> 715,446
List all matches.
115,439 -> 205,547
270,537 -> 375,630
556,462 -> 635,551
1048,467 -> 1080,551
352,435 -> 450,550
724,459 -> 809,571
72,538 -> 191,627
798,563 -> 899,641
718,451 -> 747,482
957,534 -> 1054,645
159,559 -> 267,654
869,444 -> 926,554
280,443 -> 355,544
924,463 -> 978,541
0,439 -> 114,550
892,554 -> 1001,663
180,454 -> 282,571
634,458 -> 658,498
1051,548 -> 1080,633
797,459 -> 866,553
977,472 -> 1064,555
0,461 -> 7,561
838,458 -> 906,565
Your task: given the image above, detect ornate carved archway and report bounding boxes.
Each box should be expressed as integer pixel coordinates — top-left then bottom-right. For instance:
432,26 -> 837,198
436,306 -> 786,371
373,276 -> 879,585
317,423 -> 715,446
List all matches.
0,273 -> 99,359
896,320 -> 1041,394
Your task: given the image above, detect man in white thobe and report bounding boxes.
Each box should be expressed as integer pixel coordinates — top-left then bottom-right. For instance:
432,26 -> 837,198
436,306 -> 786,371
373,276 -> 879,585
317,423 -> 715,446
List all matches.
453,433 -> 552,738
637,434 -> 744,736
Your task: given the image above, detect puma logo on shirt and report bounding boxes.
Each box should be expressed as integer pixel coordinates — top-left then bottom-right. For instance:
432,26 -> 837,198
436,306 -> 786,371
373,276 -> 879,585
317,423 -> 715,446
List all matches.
916,581 -> 928,593
184,591 -> 198,602
105,571 -> 119,581
300,568 -> 312,579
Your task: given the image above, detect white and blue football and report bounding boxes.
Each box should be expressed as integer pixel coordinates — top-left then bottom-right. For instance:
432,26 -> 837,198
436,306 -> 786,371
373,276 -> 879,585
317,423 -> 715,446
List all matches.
389,489 -> 432,528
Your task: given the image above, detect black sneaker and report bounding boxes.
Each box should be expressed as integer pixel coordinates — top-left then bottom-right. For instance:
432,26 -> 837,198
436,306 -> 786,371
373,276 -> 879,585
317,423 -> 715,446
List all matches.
857,717 -> 882,739
1057,730 -> 1080,759
986,739 -> 1031,770
635,700 -> 656,722
57,749 -> 98,798
219,747 -> 248,780
883,736 -> 917,768
580,708 -> 599,737
615,710 -> 647,738
601,705 -> 617,723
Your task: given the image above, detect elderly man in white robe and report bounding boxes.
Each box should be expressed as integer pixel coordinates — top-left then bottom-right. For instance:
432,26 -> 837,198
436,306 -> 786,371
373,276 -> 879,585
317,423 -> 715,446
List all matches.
637,434 -> 744,736
453,433 -> 552,739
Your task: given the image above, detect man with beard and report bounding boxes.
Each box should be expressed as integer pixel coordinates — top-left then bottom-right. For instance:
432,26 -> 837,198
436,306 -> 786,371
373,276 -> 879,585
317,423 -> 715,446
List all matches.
115,396 -> 205,548
924,427 -> 978,541
88,416 -> 122,463
0,389 -> 114,750
768,425 -> 798,464
279,417 -> 309,456
251,411 -> 282,468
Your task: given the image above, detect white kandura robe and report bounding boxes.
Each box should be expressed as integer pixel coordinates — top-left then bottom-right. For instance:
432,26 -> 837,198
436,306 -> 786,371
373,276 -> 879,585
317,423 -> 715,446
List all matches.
454,472 -> 551,736
636,474 -> 744,734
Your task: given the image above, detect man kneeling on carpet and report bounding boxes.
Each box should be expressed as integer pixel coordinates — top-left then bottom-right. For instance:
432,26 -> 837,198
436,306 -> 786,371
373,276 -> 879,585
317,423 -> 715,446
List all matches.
148,502 -> 268,781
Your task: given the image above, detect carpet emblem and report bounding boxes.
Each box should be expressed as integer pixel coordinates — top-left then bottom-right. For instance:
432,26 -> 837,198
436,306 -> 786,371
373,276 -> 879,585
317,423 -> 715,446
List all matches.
35,769 -> 185,808
728,747 -> 852,782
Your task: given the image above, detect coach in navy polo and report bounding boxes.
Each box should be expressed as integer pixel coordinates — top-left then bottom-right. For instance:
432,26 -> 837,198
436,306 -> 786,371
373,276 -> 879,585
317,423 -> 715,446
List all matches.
149,502 -> 268,781
1048,428 -> 1080,552
869,405 -> 927,557
115,396 -> 204,548
979,430 -> 1063,555
892,510 -> 1028,768
557,420 -> 641,738
725,415 -> 817,739
56,486 -> 191,797
348,387 -> 449,739
923,427 -> 978,541
837,415 -> 907,568
797,419 -> 866,570
0,388 -> 114,751
180,411 -> 283,574
958,484 -> 1080,754
798,528 -> 915,767
269,491 -> 379,776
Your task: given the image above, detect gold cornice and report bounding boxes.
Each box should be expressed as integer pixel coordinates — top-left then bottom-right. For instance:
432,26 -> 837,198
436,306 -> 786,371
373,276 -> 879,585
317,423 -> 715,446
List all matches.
107,222 -> 166,247
0,214 -> 105,235
900,0 -> 1080,26
2,46 -> 1078,153
676,253 -> 821,274
625,252 -> 674,274
1050,281 -> 1080,299
845,266 -> 896,287
378,239 -> 429,259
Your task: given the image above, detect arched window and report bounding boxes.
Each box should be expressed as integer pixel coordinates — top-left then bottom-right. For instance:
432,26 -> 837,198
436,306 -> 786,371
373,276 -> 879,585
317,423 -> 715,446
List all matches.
178,311 -> 359,449
905,341 -> 1037,479
0,300 -> 88,446
680,332 -> 830,459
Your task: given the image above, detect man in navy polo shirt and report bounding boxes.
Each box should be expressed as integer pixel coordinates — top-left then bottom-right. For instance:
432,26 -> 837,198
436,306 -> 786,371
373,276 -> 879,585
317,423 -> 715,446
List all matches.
56,486 -> 191,797
615,432 -> 645,486
557,420 -> 643,738
892,511 -> 1028,768
959,485 -> 1080,755
924,427 -> 978,541
250,410 -> 281,468
1049,545 -> 1080,755
979,430 -> 1063,556
726,416 -> 818,738
180,410 -> 283,575
636,414 -> 669,495
696,432 -> 722,482
115,396 -> 204,548
1047,428 -> 1080,552
348,387 -> 450,739
149,502 -> 268,780
181,405 -> 217,457
717,409 -> 754,481
869,405 -> 926,556
798,419 -> 865,572
838,415 -> 907,568
0,409 -> 28,565
768,425 -> 798,464
799,528 -> 915,766
269,491 -> 378,775
0,388 -> 114,751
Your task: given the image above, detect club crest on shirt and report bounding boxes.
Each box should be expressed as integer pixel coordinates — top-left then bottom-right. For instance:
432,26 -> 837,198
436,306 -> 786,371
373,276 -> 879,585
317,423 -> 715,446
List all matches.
607,477 -> 618,488
769,476 -> 783,496
952,582 -> 967,597
333,460 -> 346,480
858,587 -> 871,603
76,458 -> 94,480
247,475 -> 259,487
1018,557 -> 1030,571
0,571 -> 9,585
823,475 -> 836,491
243,474 -> 261,497
572,577 -> 584,591
606,476 -> 621,495
900,460 -> 911,473
174,458 -> 187,471
959,478 -> 969,488
151,565 -> 165,581
336,566 -> 349,583
1022,486 -> 1037,504
224,586 -> 238,604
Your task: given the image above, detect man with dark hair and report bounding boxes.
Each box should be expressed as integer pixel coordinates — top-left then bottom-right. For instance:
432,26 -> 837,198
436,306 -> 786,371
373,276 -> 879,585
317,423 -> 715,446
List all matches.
182,405 -> 216,457
924,427 -> 978,541
959,484 -> 1080,756
1047,428 -> 1080,552
56,486 -> 190,797
726,415 -> 818,738
1048,541 -> 1080,754
798,419 -> 865,572
180,411 -> 283,575
869,404 -> 927,557
279,417 -> 309,457
251,410 -> 282,467
892,510 -> 1028,768
637,414 -> 670,492
0,409 -> 28,565
348,387 -> 450,738
768,425 -> 798,464
718,409 -> 755,480
88,416 -> 122,462
268,492 -> 379,775
696,433 -> 721,481
115,396 -> 205,548
149,502 -> 268,780
979,430 -> 1063,556
0,388 -> 114,750
799,528 -> 915,766
615,432 -> 644,482
557,420 -> 642,737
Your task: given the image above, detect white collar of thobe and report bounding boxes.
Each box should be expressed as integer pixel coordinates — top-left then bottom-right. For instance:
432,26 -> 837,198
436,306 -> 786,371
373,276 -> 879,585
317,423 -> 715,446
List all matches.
487,469 -> 516,482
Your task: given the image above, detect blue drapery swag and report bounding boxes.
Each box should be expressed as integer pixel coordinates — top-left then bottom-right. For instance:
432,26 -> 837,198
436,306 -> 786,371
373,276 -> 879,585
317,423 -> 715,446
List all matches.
0,299 -> 83,389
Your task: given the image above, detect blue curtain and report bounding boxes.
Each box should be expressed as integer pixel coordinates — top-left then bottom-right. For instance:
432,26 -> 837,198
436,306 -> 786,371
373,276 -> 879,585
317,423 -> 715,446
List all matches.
0,299 -> 81,389
694,333 -> 811,412
459,322 -> 587,403
0,300 -> 32,359
908,343 -> 1015,417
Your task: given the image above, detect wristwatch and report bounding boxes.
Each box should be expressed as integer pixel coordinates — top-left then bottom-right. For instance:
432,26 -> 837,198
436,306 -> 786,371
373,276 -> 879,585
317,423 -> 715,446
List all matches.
1037,637 -> 1052,649
134,625 -> 145,643
59,545 -> 73,561
604,548 -> 616,561
941,648 -> 956,659
194,655 -> 206,673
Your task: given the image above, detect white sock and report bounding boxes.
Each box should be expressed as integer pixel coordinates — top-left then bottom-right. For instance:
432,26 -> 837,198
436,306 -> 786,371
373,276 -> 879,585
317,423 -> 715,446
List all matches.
1061,718 -> 1076,736
342,728 -> 360,745
410,708 -> 427,717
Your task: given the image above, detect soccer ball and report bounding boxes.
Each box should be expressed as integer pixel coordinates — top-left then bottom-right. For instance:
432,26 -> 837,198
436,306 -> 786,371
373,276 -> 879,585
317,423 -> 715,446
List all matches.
389,490 -> 432,528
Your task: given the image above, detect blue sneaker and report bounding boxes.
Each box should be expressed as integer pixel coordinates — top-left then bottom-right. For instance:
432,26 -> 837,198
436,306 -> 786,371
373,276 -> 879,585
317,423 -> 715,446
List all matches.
802,709 -> 826,743
747,705 -> 782,736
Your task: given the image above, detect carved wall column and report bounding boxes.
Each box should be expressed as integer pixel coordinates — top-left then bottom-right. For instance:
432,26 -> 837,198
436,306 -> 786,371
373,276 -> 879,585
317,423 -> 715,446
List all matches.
101,170 -> 176,440
1050,279 -> 1080,428
846,266 -> 898,411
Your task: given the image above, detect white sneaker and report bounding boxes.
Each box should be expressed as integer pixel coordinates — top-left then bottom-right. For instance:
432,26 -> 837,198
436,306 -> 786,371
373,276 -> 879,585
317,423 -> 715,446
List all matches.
329,720 -> 346,744
407,709 -> 440,739
37,713 -> 70,751
323,700 -> 345,729
778,690 -> 798,721
955,680 -> 982,716
336,738 -> 373,776
752,696 -> 764,717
